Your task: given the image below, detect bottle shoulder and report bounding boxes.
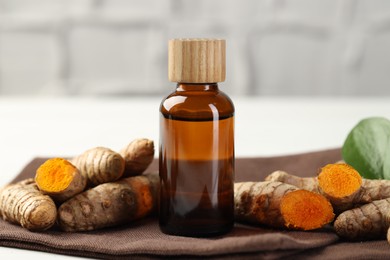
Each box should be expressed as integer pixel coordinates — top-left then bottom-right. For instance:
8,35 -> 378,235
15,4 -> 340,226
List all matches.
160,90 -> 234,120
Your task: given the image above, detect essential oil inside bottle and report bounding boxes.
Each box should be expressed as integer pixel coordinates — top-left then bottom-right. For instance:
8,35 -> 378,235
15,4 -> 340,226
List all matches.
159,39 -> 234,237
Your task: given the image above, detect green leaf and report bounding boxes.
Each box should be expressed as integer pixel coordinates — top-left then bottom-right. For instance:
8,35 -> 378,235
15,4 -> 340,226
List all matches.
342,117 -> 390,179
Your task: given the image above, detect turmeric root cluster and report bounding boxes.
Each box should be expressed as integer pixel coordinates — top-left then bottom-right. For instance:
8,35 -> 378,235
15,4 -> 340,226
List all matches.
265,163 -> 390,242
4,141 -> 390,245
0,138 -> 156,232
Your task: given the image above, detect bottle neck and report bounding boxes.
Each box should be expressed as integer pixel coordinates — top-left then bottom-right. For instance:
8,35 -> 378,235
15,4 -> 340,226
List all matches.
176,83 -> 219,92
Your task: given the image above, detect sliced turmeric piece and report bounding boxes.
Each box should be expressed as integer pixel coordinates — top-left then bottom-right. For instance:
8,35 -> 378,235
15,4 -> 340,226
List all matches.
318,163 -> 362,198
234,181 -> 334,230
0,179 -> 57,231
281,189 -> 334,230
58,173 -> 159,232
35,158 -> 86,202
120,138 -> 154,177
317,163 -> 362,212
266,163 -> 390,213
72,147 -> 125,186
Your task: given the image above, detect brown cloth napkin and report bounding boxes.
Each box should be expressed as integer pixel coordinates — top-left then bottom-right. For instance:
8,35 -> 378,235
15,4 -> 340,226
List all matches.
1,148 -> 389,259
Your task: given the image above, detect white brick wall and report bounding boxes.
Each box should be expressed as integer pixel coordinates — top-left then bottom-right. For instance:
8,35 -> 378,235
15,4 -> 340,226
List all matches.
0,0 -> 389,96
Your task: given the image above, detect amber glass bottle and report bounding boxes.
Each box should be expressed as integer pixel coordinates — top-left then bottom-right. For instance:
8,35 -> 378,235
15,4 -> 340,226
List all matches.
159,39 -> 235,237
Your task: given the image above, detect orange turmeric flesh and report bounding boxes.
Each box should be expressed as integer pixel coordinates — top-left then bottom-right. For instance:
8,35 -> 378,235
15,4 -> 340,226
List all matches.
35,158 -> 86,202
36,158 -> 75,192
280,190 -> 334,230
318,164 -> 362,199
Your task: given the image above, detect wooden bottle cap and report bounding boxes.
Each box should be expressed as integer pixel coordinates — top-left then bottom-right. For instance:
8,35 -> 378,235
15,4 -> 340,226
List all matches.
168,38 -> 226,83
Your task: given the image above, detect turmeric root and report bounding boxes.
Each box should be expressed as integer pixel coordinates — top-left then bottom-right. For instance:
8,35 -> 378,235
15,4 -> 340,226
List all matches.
0,179 -> 57,231
387,215 -> 390,244
58,173 -> 159,232
265,170 -> 321,193
266,163 -> 390,213
334,198 -> 390,240
234,181 -> 334,230
72,147 -> 125,186
120,138 -> 154,177
388,229 -> 390,245
35,158 -> 86,202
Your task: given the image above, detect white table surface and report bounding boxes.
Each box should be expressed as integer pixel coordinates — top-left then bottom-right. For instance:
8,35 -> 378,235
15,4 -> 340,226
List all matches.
1,95 -> 390,259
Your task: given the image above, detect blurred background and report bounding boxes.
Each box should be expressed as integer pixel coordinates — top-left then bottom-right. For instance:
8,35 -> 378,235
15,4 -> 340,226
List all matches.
0,0 -> 390,96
